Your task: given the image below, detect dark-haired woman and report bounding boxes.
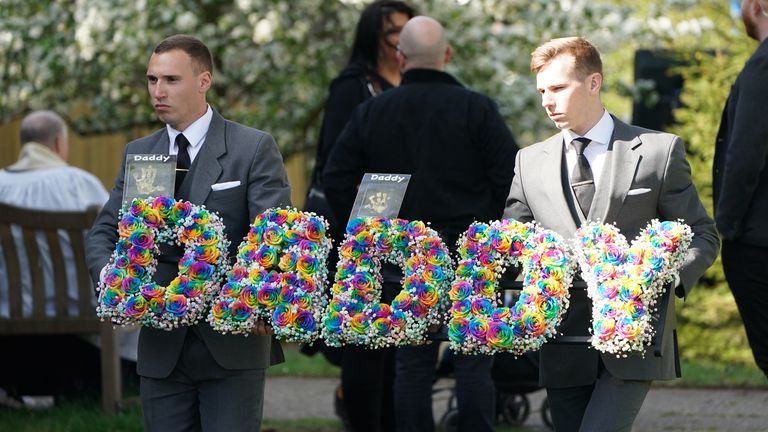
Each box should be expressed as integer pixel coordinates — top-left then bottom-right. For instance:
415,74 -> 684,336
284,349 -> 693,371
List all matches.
304,2 -> 415,431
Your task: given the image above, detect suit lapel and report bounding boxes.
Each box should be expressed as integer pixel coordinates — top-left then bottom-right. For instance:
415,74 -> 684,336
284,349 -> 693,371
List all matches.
150,130 -> 170,155
186,110 -> 226,204
595,117 -> 641,223
539,136 -> 579,233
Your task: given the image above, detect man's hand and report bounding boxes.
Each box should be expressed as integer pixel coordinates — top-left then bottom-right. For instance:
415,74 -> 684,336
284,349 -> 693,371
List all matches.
253,319 -> 274,336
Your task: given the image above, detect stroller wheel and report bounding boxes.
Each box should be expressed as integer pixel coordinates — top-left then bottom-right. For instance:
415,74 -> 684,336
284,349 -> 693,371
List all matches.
498,392 -> 530,426
438,408 -> 459,432
540,396 -> 554,430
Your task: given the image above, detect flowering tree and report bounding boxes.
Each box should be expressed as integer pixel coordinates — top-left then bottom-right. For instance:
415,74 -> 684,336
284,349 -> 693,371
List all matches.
0,0 -> 632,154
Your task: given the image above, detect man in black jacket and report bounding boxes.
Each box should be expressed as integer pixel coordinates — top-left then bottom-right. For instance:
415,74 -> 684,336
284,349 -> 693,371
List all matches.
324,16 -> 519,432
714,0 -> 768,378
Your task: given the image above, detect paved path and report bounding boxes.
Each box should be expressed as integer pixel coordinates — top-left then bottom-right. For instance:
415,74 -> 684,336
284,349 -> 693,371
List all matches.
264,377 -> 768,431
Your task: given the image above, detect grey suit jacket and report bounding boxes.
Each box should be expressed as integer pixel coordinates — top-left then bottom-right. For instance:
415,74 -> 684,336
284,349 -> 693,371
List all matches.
504,116 -> 719,385
86,109 -> 292,378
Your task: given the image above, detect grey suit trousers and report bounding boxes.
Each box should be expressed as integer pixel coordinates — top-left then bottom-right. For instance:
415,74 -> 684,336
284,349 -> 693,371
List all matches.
546,362 -> 650,432
140,329 -> 266,432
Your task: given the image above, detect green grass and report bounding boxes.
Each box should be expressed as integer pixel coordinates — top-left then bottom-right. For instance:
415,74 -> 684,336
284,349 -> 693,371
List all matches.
661,360 -> 768,389
267,343 -> 340,377
0,399 -> 143,432
0,401 -> 345,432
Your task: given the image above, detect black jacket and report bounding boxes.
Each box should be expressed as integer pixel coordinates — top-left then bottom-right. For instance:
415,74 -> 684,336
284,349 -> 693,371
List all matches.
714,38 -> 768,246
323,68 -> 519,248
310,65 -> 394,190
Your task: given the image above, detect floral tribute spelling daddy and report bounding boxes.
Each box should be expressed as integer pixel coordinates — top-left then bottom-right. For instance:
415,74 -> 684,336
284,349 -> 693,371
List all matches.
96,201 -> 694,357
448,219 -> 573,355
322,217 -> 454,348
97,196 -> 230,329
207,208 -> 332,343
573,220 -> 692,357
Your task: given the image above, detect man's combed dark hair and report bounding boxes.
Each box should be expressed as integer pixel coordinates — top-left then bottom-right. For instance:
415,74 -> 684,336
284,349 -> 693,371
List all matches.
154,34 -> 213,74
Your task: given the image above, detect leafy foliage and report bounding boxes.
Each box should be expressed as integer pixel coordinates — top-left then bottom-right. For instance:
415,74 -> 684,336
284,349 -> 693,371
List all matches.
628,0 -> 758,367
0,0 -> 633,154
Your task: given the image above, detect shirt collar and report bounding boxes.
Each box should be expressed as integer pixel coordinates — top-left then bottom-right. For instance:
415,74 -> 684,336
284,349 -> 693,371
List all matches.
5,142 -> 67,172
401,69 -> 464,88
167,105 -> 213,151
562,109 -> 614,149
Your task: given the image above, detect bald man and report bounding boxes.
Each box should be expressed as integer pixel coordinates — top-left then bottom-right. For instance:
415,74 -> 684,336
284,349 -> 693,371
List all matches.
324,16 -> 519,432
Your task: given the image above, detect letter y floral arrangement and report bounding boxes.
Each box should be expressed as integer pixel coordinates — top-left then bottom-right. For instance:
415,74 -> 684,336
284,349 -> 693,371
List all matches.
97,196 -> 230,329
573,220 -> 692,357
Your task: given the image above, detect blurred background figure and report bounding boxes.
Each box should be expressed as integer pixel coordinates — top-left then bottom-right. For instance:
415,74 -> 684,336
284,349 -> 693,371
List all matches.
0,110 -> 138,405
714,0 -> 768,378
301,1 -> 415,431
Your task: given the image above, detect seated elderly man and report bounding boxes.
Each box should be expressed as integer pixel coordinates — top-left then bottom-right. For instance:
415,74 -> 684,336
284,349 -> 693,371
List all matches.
0,110 -> 138,405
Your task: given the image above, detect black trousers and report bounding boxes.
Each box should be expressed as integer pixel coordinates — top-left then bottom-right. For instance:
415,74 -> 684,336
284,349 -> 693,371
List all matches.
340,279 -> 399,432
722,240 -> 768,376
394,343 -> 494,432
342,344 -> 396,432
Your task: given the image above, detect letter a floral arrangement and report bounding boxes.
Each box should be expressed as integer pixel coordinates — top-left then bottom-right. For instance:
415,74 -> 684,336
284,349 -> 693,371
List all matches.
207,208 -> 332,343
97,196 -> 230,329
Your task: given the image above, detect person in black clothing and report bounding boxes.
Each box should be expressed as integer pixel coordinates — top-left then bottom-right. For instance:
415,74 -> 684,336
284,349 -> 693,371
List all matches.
714,0 -> 768,378
306,0 -> 415,240
303,2 -> 415,432
324,16 -> 519,432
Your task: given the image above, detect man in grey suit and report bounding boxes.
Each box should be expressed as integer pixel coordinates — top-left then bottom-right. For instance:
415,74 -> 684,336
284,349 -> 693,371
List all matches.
86,35 -> 291,431
504,37 -> 719,431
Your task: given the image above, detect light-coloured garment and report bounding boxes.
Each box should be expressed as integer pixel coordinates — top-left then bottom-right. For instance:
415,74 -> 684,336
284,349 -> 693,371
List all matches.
0,142 -> 137,361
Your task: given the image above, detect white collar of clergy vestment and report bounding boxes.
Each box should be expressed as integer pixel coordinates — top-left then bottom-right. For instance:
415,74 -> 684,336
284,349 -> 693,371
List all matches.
166,104 -> 213,163
561,108 -> 614,190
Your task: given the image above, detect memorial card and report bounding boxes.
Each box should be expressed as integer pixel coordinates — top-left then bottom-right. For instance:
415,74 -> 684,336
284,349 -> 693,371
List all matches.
348,173 -> 411,222
122,154 -> 177,206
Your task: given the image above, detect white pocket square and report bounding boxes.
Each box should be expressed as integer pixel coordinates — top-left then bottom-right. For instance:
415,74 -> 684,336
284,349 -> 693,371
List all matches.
627,188 -> 652,196
211,181 -> 241,191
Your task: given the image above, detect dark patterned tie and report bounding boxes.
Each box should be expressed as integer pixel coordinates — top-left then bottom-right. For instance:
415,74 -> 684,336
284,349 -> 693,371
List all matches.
571,137 -> 595,217
174,133 -> 191,196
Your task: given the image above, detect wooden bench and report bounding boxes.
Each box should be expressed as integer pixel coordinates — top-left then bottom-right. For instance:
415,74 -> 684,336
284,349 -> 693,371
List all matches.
0,203 -> 122,415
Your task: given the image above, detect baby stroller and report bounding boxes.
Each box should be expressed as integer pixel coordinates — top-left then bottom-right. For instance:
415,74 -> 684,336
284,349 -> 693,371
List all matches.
492,351 -> 553,429
433,348 -> 553,431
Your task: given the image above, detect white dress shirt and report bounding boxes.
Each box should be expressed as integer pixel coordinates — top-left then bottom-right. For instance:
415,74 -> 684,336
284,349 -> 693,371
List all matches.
167,105 -> 213,163
562,109 -> 614,190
